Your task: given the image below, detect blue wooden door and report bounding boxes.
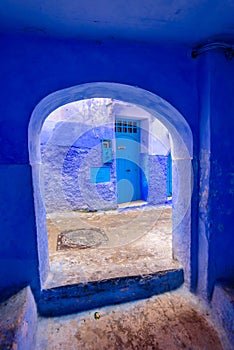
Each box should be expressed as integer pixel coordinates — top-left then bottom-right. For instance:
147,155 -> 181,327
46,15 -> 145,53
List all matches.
115,119 -> 141,204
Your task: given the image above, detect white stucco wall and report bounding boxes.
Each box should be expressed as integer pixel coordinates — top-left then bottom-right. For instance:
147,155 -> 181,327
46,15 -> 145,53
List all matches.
112,100 -> 171,155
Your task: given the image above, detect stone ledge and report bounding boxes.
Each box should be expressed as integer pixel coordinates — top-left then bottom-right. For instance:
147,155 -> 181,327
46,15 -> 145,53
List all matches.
38,268 -> 184,317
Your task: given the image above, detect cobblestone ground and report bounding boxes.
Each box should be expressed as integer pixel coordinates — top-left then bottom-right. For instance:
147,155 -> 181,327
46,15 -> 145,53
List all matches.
44,205 -> 180,288
35,287 -> 227,350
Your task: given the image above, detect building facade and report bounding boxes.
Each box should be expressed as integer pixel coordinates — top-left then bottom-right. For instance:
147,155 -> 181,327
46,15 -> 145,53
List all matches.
40,99 -> 171,212
0,1 -> 234,345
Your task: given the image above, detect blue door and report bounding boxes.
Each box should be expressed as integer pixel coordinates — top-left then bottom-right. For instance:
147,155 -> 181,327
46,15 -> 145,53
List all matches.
115,119 -> 141,204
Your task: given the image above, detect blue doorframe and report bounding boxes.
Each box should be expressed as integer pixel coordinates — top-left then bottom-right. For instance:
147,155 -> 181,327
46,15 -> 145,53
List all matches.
167,152 -> 172,197
115,119 -> 141,204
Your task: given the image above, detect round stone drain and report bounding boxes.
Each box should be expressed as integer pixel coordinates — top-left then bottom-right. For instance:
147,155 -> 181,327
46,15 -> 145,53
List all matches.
56,228 -> 108,251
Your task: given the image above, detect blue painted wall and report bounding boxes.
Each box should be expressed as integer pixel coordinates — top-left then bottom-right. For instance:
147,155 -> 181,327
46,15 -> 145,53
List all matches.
0,33 -> 196,298
0,34 -> 198,164
208,52 -> 234,295
41,122 -> 117,212
0,30 -> 233,310
140,154 -> 168,205
197,51 -> 234,298
41,117 -> 169,211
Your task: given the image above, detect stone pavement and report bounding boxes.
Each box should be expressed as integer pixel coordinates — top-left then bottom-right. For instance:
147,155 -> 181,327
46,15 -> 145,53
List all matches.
35,286 -> 229,350
44,204 -> 180,288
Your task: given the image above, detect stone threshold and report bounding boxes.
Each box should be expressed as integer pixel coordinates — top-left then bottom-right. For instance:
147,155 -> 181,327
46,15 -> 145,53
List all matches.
37,268 -> 184,317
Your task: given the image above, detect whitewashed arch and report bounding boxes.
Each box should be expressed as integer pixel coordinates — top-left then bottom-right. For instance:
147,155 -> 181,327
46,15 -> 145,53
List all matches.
28,82 -> 193,288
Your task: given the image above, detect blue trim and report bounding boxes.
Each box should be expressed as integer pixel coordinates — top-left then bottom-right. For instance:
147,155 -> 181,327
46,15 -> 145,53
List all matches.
167,153 -> 172,197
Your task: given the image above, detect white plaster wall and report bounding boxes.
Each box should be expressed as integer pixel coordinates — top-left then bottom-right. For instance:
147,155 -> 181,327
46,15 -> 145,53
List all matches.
41,98 -> 114,145
41,98 -> 172,163
149,118 -> 170,155
113,100 -> 171,155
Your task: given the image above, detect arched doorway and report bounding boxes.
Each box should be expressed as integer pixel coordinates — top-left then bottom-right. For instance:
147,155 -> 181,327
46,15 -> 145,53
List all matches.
29,82 -> 193,293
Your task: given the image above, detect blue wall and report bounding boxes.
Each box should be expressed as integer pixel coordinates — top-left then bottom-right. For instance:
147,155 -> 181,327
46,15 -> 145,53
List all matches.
141,154 -> 168,205
41,122 -> 117,212
0,33 -> 198,166
41,118 -> 169,211
198,51 -> 234,298
208,52 -> 234,294
0,33 -> 197,297
0,31 -> 233,303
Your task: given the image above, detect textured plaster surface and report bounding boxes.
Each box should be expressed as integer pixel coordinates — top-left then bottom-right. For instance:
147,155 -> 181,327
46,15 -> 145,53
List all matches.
197,52 -> 234,298
0,287 -> 37,350
44,205 -> 177,288
0,164 -> 40,294
35,287 -> 227,350
212,282 -> 234,347
41,98 -> 169,212
41,98 -> 116,212
147,155 -> 167,204
172,158 -> 192,287
208,53 -> 234,289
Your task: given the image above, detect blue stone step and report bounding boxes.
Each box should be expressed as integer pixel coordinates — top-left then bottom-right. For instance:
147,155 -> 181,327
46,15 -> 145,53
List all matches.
37,268 -> 184,317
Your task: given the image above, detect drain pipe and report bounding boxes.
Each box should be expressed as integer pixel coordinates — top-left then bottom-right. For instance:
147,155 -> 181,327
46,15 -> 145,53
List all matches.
191,41 -> 234,60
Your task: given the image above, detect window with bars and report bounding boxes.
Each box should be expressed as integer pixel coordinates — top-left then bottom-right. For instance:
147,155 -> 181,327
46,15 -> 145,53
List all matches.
115,120 -> 138,134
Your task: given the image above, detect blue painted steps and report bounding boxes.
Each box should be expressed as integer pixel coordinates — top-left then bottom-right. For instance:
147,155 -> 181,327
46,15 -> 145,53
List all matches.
37,268 -> 184,317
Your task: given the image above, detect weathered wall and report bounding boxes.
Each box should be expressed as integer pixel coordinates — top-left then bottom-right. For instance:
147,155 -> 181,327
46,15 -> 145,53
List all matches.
0,31 -> 201,299
197,51 -> 234,299
147,155 -> 168,204
41,98 -> 171,212
209,52 -> 234,288
0,287 -> 38,350
0,6 -> 233,344
41,99 -> 117,212
140,154 -> 168,205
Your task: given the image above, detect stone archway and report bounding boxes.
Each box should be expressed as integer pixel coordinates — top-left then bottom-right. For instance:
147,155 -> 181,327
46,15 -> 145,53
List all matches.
28,82 -> 193,288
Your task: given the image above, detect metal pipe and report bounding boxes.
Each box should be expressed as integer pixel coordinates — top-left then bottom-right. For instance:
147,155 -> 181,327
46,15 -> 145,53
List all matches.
191,41 -> 234,59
